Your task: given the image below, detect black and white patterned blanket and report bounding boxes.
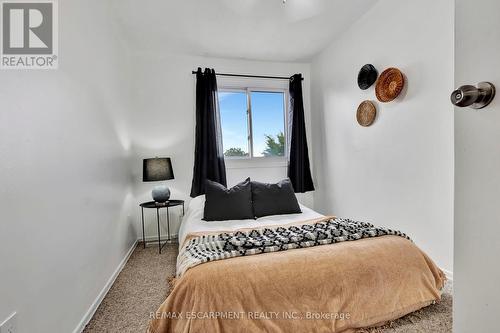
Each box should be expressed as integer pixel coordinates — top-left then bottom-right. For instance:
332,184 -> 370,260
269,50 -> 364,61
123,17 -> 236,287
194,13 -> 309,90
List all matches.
177,217 -> 411,277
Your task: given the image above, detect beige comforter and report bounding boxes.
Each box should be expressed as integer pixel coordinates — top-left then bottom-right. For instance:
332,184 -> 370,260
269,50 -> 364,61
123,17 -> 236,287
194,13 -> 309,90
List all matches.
148,217 -> 445,333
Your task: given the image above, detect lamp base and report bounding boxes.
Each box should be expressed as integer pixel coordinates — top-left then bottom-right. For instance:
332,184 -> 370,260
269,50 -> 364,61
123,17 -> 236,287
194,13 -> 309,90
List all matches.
152,185 -> 171,203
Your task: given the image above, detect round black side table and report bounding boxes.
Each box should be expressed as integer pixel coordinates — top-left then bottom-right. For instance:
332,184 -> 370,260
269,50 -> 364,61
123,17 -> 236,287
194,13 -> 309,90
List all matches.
140,200 -> 185,254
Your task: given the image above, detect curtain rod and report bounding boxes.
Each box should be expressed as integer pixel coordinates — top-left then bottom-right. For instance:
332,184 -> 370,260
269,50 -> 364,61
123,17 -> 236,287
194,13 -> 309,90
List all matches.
191,71 -> 303,81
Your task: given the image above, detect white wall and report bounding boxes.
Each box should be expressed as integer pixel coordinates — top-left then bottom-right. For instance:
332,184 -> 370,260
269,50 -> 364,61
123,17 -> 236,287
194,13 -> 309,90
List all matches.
0,1 -> 136,332
127,53 -> 313,238
454,0 -> 500,330
310,0 -> 454,273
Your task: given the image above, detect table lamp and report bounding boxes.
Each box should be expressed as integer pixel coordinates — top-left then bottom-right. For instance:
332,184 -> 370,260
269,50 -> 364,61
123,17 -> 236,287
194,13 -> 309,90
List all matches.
143,157 -> 174,203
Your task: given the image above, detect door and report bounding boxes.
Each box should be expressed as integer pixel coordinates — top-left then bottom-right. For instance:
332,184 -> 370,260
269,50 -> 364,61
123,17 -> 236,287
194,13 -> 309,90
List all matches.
454,0 -> 500,331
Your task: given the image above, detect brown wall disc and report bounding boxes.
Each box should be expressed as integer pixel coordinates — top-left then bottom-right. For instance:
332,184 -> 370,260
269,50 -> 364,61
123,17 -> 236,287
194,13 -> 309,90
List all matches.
357,100 -> 377,126
375,68 -> 405,102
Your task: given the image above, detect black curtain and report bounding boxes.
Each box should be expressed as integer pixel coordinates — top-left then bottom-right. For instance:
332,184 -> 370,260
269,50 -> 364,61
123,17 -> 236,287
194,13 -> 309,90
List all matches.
190,68 -> 227,197
288,73 -> 315,193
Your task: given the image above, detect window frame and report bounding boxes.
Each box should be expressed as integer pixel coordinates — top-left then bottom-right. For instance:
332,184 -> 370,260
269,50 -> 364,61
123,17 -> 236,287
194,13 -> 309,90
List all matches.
218,84 -> 289,163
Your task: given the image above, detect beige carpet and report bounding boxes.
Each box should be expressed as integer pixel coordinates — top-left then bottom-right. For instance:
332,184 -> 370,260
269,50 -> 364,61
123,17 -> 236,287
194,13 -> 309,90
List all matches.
83,243 -> 178,333
83,243 -> 452,333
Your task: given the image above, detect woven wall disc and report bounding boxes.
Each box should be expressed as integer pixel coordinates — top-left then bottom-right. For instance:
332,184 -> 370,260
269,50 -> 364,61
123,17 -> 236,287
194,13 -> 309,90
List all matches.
375,67 -> 405,102
357,64 -> 378,90
356,101 -> 377,127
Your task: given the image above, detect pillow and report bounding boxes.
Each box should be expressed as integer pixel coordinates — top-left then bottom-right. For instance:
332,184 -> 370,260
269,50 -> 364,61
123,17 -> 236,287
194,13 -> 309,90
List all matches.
203,178 -> 254,221
251,178 -> 302,218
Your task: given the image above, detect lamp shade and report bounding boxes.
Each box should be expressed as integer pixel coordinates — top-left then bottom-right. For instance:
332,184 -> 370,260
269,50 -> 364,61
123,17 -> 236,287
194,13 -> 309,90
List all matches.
143,158 -> 174,182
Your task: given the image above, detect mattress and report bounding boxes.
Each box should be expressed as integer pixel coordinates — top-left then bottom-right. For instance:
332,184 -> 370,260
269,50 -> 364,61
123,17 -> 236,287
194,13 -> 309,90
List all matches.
149,197 -> 445,333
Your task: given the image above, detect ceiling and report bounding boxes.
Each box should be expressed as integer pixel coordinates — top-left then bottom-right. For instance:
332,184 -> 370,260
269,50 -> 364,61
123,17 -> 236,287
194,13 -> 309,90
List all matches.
113,0 -> 378,62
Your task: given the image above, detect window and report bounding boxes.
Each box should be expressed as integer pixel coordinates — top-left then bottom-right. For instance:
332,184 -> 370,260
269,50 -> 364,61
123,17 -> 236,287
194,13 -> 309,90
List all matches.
219,88 -> 287,159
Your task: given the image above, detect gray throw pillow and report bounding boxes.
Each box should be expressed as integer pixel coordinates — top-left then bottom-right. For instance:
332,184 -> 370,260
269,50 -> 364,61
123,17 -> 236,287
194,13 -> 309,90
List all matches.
251,178 -> 302,218
203,178 -> 254,221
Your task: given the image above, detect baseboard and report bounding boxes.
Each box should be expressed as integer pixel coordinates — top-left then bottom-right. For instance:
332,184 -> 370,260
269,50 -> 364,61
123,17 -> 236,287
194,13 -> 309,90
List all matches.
73,239 -> 138,333
442,269 -> 453,281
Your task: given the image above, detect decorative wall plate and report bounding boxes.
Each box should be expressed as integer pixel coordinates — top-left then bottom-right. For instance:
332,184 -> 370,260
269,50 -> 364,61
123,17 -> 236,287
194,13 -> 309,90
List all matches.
356,100 -> 377,127
375,67 -> 405,102
357,64 -> 378,90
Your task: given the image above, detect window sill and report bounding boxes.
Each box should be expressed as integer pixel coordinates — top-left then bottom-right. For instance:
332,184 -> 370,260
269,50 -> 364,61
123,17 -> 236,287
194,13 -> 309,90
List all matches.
225,157 -> 287,169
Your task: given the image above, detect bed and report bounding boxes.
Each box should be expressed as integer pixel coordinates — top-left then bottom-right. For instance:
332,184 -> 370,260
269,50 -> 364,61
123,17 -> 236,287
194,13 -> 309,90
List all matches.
148,196 -> 445,333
